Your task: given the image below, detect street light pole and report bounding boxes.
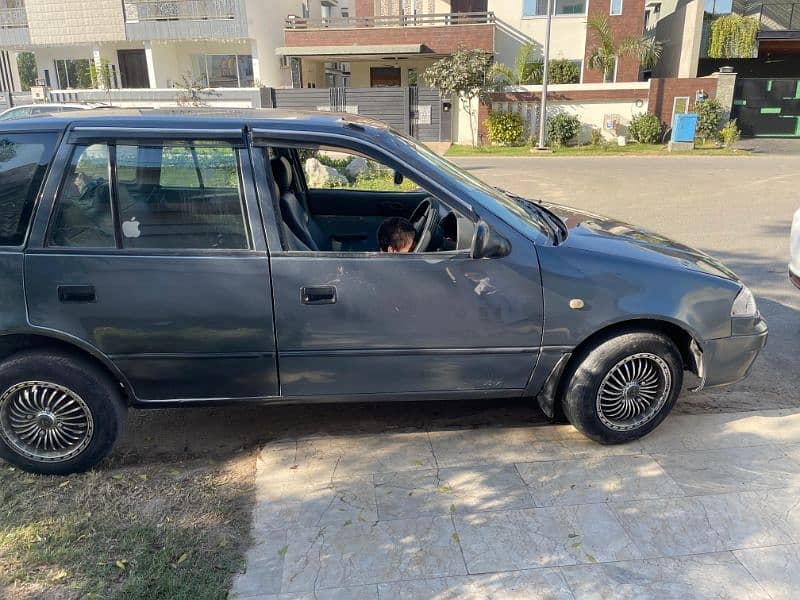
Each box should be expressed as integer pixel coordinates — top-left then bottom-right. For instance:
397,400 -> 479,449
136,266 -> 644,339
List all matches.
536,0 -> 554,150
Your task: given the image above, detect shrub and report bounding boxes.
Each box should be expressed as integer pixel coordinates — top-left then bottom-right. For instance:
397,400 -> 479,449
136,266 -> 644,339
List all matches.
719,119 -> 741,148
590,128 -> 603,146
627,112 -> 662,144
485,110 -> 525,146
546,113 -> 581,147
695,98 -> 724,143
547,59 -> 581,84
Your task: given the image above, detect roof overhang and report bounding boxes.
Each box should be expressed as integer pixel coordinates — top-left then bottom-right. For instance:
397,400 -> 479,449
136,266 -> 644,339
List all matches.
276,44 -> 425,57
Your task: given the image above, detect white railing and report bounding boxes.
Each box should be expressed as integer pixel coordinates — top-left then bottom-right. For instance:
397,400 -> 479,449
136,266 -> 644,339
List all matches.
124,0 -> 238,22
0,7 -> 27,28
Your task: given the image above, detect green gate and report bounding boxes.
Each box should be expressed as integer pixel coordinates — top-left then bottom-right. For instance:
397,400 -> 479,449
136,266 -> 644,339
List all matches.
732,78 -> 800,138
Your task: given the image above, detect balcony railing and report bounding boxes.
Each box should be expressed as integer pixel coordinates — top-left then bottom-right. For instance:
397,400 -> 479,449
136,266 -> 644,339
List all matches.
124,0 -> 237,22
0,7 -> 27,28
759,2 -> 800,30
285,11 -> 496,30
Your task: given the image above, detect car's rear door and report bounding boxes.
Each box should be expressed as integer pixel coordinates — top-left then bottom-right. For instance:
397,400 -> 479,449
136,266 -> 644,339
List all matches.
24,125 -> 278,402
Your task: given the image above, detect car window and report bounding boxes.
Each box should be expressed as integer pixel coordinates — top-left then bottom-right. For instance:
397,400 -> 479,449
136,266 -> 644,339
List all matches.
0,133 -> 58,245
0,107 -> 31,121
298,148 -> 419,192
116,143 -> 248,250
271,145 -> 473,254
47,143 -> 115,248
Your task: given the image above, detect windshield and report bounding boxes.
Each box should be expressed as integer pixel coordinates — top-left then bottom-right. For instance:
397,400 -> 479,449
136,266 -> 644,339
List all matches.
391,131 -> 555,241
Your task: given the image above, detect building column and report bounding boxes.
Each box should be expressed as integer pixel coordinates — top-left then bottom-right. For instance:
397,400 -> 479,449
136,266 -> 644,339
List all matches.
144,41 -> 157,88
714,69 -> 737,122
250,39 -> 261,87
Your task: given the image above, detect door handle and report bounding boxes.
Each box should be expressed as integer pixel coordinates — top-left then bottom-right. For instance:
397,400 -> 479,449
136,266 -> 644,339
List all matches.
301,285 -> 336,305
58,285 -> 96,303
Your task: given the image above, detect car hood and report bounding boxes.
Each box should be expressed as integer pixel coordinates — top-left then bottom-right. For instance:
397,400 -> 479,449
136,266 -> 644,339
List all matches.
543,202 -> 740,281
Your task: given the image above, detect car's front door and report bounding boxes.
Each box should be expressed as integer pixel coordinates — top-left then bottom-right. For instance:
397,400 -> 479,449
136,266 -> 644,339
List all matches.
25,127 -> 278,402
254,138 -> 544,398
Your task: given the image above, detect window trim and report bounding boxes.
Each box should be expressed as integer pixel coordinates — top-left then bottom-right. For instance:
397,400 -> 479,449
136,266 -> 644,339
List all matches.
43,140 -> 257,255
522,0 -> 588,17
610,0 -> 623,15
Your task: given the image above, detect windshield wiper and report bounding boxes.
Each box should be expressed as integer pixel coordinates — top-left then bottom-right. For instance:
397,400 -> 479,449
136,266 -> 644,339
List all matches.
496,188 -> 567,245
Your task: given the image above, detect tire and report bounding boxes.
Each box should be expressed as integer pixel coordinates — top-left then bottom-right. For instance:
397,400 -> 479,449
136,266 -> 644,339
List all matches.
561,331 -> 683,444
0,350 -> 126,475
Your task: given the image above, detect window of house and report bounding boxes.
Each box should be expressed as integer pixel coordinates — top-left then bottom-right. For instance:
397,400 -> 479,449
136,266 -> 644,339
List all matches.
192,54 -> 254,88
54,58 -> 92,89
704,0 -> 732,14
523,0 -> 587,15
0,133 -> 58,246
48,144 -> 114,248
610,0 -> 623,15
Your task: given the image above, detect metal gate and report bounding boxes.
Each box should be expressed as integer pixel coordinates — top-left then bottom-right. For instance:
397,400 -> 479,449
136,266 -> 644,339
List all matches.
272,87 -> 447,142
732,78 -> 800,138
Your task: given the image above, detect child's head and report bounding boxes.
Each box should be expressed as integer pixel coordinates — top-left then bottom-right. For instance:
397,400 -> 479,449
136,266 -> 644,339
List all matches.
377,217 -> 415,253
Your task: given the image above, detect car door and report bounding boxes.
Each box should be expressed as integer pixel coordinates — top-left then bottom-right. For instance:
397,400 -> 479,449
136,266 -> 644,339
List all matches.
24,125 -> 278,402
252,132 -> 544,398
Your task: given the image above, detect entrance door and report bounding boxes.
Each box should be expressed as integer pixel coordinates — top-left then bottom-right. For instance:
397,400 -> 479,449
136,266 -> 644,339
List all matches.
25,130 -> 278,402
451,0 -> 488,15
118,49 -> 149,88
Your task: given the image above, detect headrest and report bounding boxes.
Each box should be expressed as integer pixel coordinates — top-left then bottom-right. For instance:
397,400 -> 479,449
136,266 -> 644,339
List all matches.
270,156 -> 293,192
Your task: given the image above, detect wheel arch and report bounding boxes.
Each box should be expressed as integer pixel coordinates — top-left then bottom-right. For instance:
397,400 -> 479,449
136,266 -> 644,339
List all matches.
0,331 -> 132,405
540,317 -> 701,420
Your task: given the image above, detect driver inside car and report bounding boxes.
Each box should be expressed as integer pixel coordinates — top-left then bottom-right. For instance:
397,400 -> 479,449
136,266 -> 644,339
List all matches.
377,217 -> 415,253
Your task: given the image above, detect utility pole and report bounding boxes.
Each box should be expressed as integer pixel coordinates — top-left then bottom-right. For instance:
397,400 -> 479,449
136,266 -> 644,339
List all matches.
536,0 -> 554,150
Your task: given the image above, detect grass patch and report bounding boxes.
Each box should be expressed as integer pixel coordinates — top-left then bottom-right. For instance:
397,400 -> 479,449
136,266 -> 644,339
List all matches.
0,455 -> 254,600
445,143 -> 746,157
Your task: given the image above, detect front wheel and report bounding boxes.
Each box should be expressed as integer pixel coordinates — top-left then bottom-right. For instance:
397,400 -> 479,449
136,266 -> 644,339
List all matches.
0,350 -> 126,475
561,331 -> 683,444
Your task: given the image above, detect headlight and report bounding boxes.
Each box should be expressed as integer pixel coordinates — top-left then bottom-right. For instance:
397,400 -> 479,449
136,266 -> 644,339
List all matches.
731,285 -> 758,318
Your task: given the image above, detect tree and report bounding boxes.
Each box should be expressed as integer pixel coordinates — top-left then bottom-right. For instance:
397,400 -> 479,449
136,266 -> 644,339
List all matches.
586,15 -> 661,83
707,14 -> 758,58
489,45 -> 580,87
488,42 -> 539,86
424,48 -> 496,146
16,52 -> 36,91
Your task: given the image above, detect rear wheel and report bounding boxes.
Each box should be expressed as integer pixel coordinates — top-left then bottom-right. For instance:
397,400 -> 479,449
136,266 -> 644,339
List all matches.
561,331 -> 683,444
0,350 -> 125,475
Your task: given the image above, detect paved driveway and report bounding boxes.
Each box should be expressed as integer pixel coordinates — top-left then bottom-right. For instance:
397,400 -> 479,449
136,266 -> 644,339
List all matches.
232,408 -> 800,599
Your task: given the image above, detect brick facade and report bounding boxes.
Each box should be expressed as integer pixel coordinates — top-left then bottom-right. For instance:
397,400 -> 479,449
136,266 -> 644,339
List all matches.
647,76 -> 718,128
284,23 -> 495,54
582,0 -> 647,83
355,0 -> 375,17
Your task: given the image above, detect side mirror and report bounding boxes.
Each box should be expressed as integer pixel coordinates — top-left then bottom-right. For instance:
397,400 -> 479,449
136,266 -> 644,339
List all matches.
394,171 -> 404,186
470,220 -> 511,259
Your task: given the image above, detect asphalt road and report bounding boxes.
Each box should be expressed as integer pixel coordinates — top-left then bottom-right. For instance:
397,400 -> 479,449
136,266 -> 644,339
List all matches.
115,152 -> 800,463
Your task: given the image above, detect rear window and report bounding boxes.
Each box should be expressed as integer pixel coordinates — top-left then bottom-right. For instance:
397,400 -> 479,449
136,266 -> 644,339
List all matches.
0,132 -> 58,246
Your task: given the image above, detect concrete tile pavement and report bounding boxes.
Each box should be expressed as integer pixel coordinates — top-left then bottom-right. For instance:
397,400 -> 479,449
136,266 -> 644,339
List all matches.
231,409 -> 800,599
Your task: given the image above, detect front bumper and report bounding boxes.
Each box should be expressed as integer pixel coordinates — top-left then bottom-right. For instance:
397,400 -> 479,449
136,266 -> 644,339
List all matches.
701,317 -> 768,389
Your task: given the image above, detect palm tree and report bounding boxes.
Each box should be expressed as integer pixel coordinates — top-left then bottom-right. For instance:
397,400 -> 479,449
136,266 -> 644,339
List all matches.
586,15 -> 662,83
488,42 -> 543,87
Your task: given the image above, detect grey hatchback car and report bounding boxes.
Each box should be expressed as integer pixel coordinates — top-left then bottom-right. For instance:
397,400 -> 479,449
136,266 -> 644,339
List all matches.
0,109 -> 767,474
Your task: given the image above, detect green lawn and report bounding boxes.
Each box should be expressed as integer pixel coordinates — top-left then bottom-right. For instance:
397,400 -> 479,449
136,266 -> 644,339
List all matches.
445,143 -> 746,157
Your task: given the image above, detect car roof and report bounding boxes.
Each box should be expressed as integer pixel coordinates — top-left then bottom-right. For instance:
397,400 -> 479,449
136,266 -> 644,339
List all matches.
0,107 -> 392,136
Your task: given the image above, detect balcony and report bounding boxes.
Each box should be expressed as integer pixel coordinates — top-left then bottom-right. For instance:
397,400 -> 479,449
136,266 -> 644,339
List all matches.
123,0 -> 247,41
0,7 -> 30,45
282,12 -> 496,58
758,2 -> 800,31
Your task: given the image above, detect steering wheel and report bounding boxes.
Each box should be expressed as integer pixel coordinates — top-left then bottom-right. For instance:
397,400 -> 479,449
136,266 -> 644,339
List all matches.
408,197 -> 441,252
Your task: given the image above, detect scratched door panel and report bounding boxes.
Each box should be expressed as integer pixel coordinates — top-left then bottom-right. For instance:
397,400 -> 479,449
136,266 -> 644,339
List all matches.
270,227 -> 544,396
